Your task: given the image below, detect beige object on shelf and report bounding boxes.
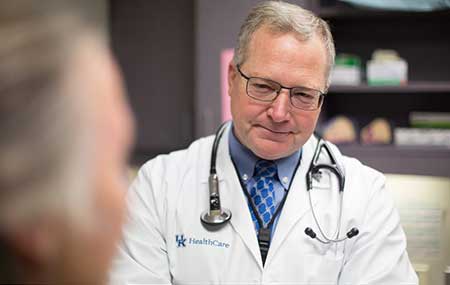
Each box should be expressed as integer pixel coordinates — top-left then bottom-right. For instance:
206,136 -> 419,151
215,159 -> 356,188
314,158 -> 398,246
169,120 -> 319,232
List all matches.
323,115 -> 357,144
361,118 -> 392,144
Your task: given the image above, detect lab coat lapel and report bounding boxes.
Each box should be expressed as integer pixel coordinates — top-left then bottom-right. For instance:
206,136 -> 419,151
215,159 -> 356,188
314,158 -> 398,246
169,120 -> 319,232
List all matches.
265,136 -> 319,266
215,127 -> 264,270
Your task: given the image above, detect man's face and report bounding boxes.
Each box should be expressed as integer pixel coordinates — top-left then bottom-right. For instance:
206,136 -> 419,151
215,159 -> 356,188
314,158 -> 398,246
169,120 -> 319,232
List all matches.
228,26 -> 327,160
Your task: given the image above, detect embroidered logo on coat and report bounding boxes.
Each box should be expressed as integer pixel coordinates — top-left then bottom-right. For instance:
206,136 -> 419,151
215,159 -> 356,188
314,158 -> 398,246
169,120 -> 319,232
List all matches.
175,234 -> 230,249
176,234 -> 187,247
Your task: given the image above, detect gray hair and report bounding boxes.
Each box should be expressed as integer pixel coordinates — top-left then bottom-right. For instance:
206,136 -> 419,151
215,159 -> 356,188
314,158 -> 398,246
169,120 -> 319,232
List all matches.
233,1 -> 335,88
0,2 -> 103,230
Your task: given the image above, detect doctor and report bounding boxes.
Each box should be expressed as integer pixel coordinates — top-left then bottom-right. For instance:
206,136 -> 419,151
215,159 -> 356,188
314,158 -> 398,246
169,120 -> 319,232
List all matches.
110,1 -> 417,284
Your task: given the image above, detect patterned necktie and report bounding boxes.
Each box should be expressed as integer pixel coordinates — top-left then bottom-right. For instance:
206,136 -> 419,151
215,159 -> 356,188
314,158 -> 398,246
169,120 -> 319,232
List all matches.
250,160 -> 277,232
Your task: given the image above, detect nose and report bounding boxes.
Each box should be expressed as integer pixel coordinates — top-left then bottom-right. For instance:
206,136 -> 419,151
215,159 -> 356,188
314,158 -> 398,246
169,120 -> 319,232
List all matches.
267,89 -> 291,122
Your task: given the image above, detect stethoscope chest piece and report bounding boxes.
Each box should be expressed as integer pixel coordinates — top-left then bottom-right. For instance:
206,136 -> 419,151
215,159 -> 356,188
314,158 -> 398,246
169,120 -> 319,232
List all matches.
201,208 -> 232,230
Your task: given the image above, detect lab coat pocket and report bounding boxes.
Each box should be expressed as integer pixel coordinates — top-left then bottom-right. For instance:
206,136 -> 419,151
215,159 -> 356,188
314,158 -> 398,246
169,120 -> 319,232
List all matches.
302,252 -> 343,284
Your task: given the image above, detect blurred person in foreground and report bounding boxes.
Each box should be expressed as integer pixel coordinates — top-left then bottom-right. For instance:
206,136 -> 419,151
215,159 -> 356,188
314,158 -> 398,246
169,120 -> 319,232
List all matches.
0,1 -> 134,284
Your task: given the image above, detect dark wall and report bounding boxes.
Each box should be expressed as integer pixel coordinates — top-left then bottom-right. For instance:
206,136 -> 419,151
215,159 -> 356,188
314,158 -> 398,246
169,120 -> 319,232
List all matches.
110,0 -> 194,162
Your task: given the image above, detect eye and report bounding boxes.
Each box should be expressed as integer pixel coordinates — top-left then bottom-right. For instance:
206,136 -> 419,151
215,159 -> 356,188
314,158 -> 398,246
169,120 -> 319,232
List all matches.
248,78 -> 279,96
293,91 -> 314,100
253,83 -> 274,91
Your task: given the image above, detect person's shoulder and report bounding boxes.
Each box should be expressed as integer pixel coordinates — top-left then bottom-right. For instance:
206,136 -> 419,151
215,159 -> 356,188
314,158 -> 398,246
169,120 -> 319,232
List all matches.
129,135 -> 215,207
325,141 -> 385,183
326,143 -> 387,201
341,154 -> 384,181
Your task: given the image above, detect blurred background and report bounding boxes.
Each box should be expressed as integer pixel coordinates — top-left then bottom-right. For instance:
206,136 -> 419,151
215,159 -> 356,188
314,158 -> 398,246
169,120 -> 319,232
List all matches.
65,0 -> 450,284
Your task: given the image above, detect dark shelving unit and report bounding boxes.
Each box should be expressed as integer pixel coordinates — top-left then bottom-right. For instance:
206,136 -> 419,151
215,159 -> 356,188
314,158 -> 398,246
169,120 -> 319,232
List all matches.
328,82 -> 450,94
315,1 -> 450,177
311,0 -> 450,19
339,145 -> 450,177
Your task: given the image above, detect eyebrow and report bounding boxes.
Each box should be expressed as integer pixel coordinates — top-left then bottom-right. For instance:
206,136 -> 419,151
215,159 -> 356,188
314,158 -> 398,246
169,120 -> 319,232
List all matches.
252,74 -> 322,92
238,65 -> 324,92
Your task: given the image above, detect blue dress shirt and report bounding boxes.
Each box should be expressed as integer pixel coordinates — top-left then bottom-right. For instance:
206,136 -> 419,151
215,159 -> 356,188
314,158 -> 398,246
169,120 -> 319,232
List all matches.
228,126 -> 301,238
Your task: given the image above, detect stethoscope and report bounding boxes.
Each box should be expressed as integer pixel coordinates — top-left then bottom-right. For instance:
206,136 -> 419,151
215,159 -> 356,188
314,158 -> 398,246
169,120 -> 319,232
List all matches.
304,137 -> 359,244
200,122 -> 359,245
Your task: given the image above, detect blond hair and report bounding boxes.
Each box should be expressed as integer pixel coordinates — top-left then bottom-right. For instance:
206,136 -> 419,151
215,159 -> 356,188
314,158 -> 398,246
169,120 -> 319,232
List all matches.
0,1 -> 103,230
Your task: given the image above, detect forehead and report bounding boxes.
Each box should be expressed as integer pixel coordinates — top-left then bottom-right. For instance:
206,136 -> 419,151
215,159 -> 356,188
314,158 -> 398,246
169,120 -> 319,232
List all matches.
244,26 -> 327,89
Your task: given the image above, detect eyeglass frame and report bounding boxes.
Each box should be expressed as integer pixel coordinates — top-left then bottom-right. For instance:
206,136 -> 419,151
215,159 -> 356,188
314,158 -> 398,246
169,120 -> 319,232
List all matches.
236,64 -> 326,111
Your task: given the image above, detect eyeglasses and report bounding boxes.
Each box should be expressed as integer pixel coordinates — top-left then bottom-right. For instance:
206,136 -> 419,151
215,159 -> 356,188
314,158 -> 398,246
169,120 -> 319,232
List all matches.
236,65 -> 325,111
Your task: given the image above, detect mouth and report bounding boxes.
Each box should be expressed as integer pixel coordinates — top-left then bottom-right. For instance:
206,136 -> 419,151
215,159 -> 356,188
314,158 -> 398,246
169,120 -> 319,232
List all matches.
257,124 -> 292,135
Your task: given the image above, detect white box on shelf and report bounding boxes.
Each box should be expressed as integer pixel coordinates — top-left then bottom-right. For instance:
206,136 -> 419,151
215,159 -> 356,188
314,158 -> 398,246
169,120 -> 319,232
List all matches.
330,65 -> 361,86
367,59 -> 408,85
394,128 -> 450,147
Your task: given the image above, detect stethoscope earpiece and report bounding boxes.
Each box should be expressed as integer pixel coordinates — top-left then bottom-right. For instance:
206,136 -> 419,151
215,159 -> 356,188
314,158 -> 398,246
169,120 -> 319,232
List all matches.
304,226 -> 360,244
304,227 -> 317,239
346,227 -> 359,239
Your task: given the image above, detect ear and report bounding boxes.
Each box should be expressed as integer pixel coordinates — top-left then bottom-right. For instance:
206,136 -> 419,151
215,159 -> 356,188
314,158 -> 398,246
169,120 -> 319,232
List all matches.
227,62 -> 237,97
6,221 -> 60,270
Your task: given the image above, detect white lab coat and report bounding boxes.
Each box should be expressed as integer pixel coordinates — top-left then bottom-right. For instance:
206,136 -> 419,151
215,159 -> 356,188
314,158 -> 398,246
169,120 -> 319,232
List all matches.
110,126 -> 418,285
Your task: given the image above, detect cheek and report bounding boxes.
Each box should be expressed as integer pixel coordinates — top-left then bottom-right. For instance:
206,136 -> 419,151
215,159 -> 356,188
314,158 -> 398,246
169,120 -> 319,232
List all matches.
95,166 -> 127,234
90,148 -> 128,250
231,93 -> 264,123
87,168 -> 126,276
229,79 -> 254,119
294,110 -> 320,131
92,109 -> 130,244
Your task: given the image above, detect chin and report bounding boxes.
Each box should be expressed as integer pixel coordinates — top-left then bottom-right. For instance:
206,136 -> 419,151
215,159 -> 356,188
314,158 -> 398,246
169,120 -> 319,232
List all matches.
250,141 -> 293,160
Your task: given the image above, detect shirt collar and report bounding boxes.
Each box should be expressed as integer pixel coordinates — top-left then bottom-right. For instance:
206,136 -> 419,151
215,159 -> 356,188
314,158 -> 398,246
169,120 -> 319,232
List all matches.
228,125 -> 301,189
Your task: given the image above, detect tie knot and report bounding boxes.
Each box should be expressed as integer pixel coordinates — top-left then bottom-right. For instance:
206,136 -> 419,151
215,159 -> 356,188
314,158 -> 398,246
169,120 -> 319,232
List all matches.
254,160 -> 277,178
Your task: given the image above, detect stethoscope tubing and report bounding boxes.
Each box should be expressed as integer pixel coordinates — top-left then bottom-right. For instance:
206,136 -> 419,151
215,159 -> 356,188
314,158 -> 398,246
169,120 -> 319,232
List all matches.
308,187 -> 345,243
306,138 -> 358,244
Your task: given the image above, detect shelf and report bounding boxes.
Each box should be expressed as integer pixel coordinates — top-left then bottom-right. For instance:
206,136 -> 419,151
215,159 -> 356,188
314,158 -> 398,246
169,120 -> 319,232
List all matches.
339,145 -> 450,177
328,82 -> 450,94
131,145 -> 450,177
315,2 -> 450,19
